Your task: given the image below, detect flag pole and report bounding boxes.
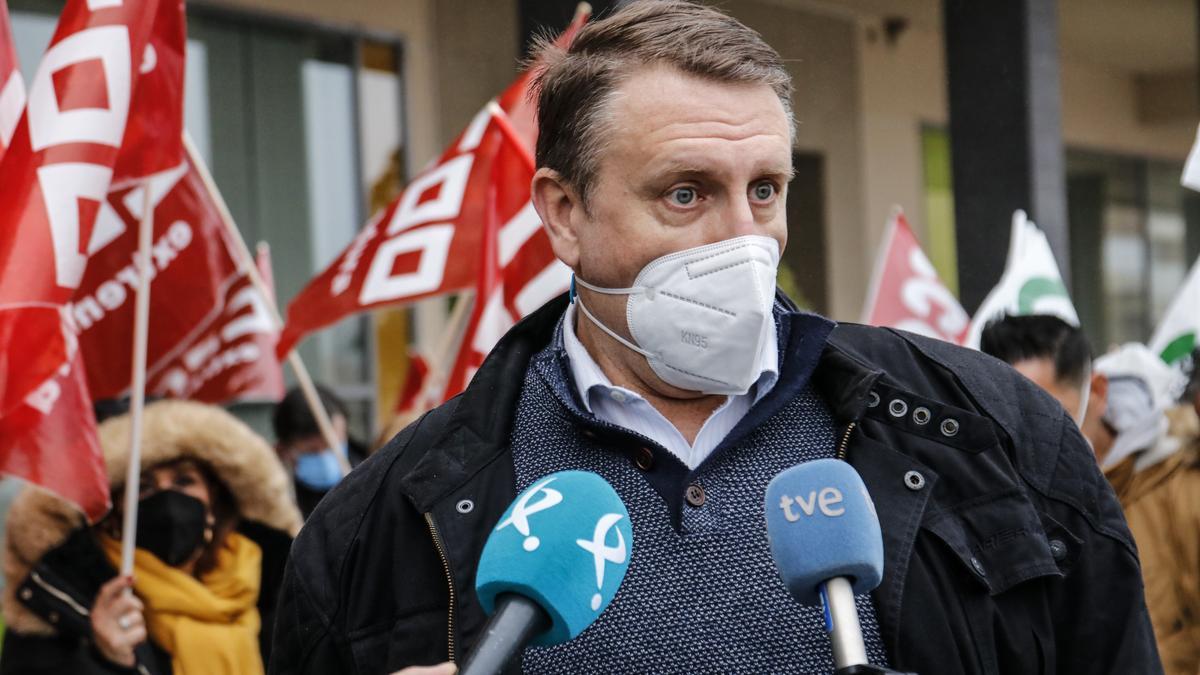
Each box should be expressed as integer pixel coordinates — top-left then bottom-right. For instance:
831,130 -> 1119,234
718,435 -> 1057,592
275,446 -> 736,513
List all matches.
182,134 -> 350,474
426,291 -> 476,402
119,183 -> 155,576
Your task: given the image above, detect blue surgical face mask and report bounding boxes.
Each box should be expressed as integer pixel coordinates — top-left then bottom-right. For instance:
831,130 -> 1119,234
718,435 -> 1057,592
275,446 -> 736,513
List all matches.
294,442 -> 347,491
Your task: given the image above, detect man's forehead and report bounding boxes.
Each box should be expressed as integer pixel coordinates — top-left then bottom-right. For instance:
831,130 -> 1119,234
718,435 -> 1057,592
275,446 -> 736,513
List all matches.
602,64 -> 793,171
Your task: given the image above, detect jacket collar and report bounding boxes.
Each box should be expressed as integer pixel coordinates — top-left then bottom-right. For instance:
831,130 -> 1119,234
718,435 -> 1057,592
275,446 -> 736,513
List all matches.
398,293 -> 883,514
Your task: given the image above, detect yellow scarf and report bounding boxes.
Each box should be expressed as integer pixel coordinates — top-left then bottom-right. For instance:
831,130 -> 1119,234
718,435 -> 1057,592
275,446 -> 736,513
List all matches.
101,531 -> 265,675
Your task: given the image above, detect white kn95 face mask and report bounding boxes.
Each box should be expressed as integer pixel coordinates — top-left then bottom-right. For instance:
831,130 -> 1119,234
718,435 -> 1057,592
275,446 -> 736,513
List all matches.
573,235 -> 780,396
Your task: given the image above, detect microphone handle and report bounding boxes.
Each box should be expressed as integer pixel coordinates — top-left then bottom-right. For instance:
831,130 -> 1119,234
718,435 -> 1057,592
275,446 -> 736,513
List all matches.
458,593 -> 551,675
823,579 -> 919,675
821,577 -> 867,669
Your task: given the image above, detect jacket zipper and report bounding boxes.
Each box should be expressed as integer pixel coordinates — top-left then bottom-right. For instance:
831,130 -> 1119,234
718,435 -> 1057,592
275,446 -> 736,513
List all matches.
837,421 -> 857,460
424,512 -> 457,663
29,570 -> 90,617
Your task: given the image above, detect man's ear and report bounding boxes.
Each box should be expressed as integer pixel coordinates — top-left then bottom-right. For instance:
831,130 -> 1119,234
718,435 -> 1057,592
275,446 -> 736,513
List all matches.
1091,372 -> 1108,402
531,167 -> 582,269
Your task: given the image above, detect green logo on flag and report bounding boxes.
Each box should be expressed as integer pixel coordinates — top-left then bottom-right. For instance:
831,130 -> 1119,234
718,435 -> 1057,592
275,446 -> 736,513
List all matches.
1159,332 -> 1197,365
1018,277 -> 1070,315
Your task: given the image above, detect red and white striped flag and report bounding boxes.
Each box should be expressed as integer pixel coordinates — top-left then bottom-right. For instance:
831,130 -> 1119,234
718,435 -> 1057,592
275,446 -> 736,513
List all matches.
0,0 -> 23,160
862,209 -> 969,344
0,0 -> 184,520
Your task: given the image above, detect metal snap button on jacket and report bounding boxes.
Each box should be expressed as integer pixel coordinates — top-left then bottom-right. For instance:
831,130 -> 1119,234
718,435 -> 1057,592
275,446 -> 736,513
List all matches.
685,483 -> 706,507
904,470 -> 926,491
888,399 -> 909,417
940,418 -> 960,437
455,499 -> 474,514
867,390 -> 881,408
1049,539 -> 1068,561
634,447 -> 654,471
912,407 -> 932,425
970,556 -> 986,577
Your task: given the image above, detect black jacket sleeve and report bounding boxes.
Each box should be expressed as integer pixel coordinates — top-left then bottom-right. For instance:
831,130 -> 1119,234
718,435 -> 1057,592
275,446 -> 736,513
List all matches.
1044,416 -> 1163,674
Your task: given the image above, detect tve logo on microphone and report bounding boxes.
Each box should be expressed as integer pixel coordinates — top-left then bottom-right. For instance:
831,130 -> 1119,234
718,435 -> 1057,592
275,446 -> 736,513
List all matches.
764,459 -> 884,605
778,487 -> 846,521
476,471 -> 634,645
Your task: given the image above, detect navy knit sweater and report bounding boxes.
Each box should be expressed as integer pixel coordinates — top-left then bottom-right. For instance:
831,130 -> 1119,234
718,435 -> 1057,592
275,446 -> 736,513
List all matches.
511,308 -> 888,674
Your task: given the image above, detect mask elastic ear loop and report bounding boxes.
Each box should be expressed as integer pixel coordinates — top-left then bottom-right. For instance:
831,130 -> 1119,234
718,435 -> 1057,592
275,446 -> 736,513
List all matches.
573,275 -> 641,296
1075,365 -> 1092,426
574,294 -> 655,360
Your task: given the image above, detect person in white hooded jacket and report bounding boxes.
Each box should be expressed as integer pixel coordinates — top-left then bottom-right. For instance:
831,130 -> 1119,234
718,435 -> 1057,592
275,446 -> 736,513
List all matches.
1086,343 -> 1200,675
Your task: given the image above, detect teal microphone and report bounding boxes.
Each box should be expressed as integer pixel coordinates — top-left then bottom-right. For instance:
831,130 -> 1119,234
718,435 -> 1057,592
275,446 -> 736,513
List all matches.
463,471 -> 633,674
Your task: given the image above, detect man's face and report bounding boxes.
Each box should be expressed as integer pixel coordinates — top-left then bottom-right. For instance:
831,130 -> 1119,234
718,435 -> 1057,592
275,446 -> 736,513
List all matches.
534,65 -> 792,395
572,65 -> 790,287
1012,357 -> 1083,422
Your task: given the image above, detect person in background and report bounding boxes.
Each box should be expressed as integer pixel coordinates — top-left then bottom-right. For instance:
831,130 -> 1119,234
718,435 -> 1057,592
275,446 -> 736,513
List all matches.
272,385 -> 367,519
980,314 -> 1095,426
1088,344 -> 1199,675
0,400 -> 302,675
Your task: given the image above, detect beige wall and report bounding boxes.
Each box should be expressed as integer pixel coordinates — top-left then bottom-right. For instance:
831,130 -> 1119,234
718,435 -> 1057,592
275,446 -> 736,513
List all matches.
857,21 -> 947,289
1061,58 -> 1195,160
728,1 -> 867,321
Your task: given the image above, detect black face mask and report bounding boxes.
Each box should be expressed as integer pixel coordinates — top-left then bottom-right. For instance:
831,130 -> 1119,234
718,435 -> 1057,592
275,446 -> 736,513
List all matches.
135,490 -> 209,567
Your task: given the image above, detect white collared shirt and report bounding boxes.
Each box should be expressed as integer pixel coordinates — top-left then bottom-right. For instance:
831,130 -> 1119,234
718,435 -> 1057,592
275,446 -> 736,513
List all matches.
561,302 -> 779,469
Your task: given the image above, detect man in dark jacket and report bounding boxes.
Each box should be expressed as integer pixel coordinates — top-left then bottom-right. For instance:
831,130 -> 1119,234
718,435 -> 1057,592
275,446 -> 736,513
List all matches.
270,2 -> 1159,673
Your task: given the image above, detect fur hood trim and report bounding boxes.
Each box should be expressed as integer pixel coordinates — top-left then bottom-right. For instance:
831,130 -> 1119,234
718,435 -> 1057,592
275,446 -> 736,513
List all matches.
3,400 -> 301,634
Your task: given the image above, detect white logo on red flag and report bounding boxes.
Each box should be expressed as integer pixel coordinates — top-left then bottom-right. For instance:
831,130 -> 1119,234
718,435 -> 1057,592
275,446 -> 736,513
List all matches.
74,152 -> 285,404
0,0 -> 184,521
862,210 -> 969,344
278,10 -> 589,372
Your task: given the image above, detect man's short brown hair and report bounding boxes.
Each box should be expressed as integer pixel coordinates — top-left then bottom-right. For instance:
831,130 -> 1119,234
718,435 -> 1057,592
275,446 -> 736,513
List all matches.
530,0 -> 793,207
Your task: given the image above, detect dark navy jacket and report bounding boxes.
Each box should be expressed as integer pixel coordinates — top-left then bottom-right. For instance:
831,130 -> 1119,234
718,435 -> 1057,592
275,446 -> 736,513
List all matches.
270,294 -> 1161,675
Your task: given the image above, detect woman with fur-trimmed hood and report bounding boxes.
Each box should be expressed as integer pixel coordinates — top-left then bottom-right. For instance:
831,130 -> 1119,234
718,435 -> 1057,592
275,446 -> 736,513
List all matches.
0,400 -> 302,675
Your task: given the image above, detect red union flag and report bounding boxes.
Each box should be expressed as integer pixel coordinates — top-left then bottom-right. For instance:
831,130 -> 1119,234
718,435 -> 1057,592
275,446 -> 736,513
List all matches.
75,153 -> 285,404
0,0 -> 184,520
0,0 -> 24,160
276,93 -> 531,357
278,10 -> 588,362
862,210 -> 969,344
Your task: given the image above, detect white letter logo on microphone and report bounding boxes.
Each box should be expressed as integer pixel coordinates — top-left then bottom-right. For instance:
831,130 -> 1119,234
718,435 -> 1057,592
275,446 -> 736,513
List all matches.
496,477 -> 563,551
576,513 -> 628,611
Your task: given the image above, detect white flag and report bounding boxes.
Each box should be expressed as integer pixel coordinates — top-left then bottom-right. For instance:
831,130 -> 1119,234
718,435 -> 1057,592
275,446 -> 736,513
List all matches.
965,210 -> 1079,348
1183,122 -> 1200,192
1149,254 -> 1200,367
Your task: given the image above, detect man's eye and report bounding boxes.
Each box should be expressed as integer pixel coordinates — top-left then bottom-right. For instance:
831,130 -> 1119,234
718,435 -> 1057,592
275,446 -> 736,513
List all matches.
751,182 -> 777,201
669,187 -> 697,206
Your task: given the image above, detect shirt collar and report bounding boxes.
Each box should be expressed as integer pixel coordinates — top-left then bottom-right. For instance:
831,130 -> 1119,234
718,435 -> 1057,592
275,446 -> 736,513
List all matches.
559,302 -> 780,413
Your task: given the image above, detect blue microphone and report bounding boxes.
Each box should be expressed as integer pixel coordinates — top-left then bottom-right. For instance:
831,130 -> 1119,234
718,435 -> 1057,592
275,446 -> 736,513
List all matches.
765,459 -> 886,673
463,471 -> 633,674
